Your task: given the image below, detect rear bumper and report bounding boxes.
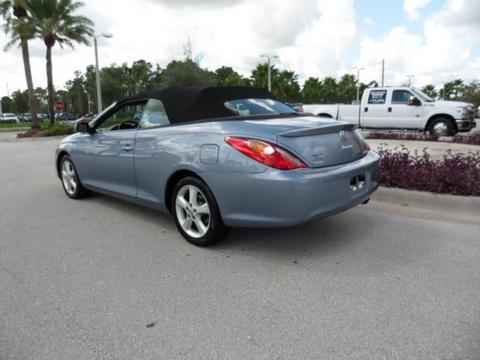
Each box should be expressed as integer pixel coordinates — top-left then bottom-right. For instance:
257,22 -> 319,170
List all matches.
205,151 -> 380,227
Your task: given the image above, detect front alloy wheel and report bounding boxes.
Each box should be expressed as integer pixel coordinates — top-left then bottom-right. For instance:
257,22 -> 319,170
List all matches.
60,155 -> 89,199
172,177 -> 229,246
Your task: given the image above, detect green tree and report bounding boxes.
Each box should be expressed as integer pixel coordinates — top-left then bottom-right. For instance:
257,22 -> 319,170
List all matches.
148,64 -> 164,90
1,96 -> 13,112
161,59 -> 216,87
439,79 -> 465,100
319,77 -> 338,103
337,74 -> 356,104
250,63 -> 279,90
65,70 -> 87,113
302,77 -> 322,103
215,66 -> 249,87
1,0 -> 38,128
28,0 -> 94,125
130,59 -> 153,93
461,80 -> 480,106
10,89 -> 29,112
34,86 -> 47,112
275,70 -> 301,102
421,84 -> 438,99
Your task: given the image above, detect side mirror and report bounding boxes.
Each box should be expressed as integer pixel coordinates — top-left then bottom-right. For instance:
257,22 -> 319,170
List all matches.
75,121 -> 92,133
408,96 -> 421,106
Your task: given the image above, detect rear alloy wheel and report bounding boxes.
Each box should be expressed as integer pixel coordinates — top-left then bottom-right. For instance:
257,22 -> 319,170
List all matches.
172,177 -> 229,246
60,155 -> 89,199
429,118 -> 455,136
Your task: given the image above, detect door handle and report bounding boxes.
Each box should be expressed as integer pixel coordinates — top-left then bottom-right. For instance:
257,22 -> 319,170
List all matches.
388,107 -> 392,112
122,144 -> 133,152
364,107 -> 368,112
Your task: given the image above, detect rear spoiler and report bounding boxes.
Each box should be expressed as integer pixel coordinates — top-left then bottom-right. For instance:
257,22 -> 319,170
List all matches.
279,123 -> 357,137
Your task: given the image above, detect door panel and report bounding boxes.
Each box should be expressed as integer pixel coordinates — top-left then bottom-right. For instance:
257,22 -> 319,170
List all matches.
387,90 -> 424,129
72,130 -> 137,196
361,89 -> 388,128
71,100 -> 146,197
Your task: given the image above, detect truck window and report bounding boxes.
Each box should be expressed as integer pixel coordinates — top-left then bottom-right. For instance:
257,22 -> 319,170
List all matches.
392,90 -> 414,104
368,90 -> 387,105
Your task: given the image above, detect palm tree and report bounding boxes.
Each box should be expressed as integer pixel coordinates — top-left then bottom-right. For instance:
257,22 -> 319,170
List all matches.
27,0 -> 93,125
421,84 -> 438,99
275,70 -> 301,102
1,0 -> 39,128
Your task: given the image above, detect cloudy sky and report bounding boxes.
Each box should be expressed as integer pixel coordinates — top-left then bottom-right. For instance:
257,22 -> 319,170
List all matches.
1,0 -> 479,95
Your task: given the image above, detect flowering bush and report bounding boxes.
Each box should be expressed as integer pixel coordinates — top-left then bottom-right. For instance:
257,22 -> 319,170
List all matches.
367,131 -> 480,146
366,131 -> 439,142
378,145 -> 480,196
452,133 -> 480,145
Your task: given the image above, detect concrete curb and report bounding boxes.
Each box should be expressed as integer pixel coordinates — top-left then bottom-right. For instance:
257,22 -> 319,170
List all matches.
371,187 -> 480,217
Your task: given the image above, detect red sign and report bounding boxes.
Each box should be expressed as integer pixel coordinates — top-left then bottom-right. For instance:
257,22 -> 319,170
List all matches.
54,101 -> 64,111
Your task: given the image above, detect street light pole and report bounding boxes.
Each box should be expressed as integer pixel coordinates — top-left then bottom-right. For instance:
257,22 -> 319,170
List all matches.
93,33 -> 113,113
267,57 -> 271,92
353,66 -> 365,103
381,59 -> 385,87
260,54 -> 279,92
406,75 -> 414,87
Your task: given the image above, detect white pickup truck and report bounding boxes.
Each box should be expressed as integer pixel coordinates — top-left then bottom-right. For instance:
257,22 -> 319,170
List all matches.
303,87 -> 476,136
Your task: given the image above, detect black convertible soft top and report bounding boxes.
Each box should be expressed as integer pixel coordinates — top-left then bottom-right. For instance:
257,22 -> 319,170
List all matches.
117,86 -> 275,124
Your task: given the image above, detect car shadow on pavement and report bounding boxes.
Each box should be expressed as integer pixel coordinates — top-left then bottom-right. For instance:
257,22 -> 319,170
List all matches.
85,193 -> 438,276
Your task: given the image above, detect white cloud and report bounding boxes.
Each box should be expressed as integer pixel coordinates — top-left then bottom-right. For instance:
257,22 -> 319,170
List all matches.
0,0 -> 356,93
403,0 -> 433,20
0,0 -> 479,96
359,0 -> 480,87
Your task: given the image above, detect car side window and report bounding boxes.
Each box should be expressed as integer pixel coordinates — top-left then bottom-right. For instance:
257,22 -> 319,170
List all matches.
368,90 -> 387,104
139,99 -> 170,128
391,90 -> 414,104
96,102 -> 146,132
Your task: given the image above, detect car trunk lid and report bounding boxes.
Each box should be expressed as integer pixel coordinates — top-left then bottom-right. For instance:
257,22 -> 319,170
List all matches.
276,122 -> 368,168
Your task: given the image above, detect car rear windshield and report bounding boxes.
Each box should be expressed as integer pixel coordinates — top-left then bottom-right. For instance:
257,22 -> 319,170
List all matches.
224,99 -> 295,116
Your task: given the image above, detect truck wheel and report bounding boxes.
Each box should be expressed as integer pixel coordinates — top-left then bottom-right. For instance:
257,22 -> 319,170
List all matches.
428,118 -> 455,136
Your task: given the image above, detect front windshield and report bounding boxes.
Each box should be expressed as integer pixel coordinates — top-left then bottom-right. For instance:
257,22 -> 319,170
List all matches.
412,89 -> 435,102
224,99 -> 295,116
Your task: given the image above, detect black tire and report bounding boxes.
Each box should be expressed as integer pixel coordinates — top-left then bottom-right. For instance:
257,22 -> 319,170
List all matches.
317,113 -> 333,118
428,117 -> 455,136
59,155 -> 90,199
172,176 -> 230,246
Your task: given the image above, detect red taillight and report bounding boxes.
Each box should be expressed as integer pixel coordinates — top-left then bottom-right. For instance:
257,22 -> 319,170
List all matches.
225,137 -> 308,170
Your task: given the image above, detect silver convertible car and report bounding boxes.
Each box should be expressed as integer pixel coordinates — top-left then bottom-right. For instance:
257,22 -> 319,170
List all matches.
56,86 -> 380,246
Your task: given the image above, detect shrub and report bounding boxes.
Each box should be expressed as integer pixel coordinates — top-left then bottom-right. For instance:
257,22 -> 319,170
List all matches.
17,122 -> 74,138
41,123 -> 74,136
367,130 -> 480,146
378,146 -> 480,196
366,131 -> 439,142
452,133 -> 480,146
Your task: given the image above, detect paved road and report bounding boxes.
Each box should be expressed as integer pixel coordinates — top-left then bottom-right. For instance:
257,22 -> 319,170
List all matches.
1,136 -> 479,360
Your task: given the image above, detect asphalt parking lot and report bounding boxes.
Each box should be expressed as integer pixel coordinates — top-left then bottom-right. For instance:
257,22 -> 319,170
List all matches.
1,135 -> 479,360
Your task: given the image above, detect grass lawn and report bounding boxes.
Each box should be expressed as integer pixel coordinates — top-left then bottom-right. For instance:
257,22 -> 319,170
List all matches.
0,121 -> 52,132
0,121 -> 73,136
0,121 -> 32,131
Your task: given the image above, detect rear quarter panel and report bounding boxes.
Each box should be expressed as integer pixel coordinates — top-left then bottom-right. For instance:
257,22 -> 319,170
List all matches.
302,104 -> 339,118
337,105 -> 360,124
133,121 -> 270,210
